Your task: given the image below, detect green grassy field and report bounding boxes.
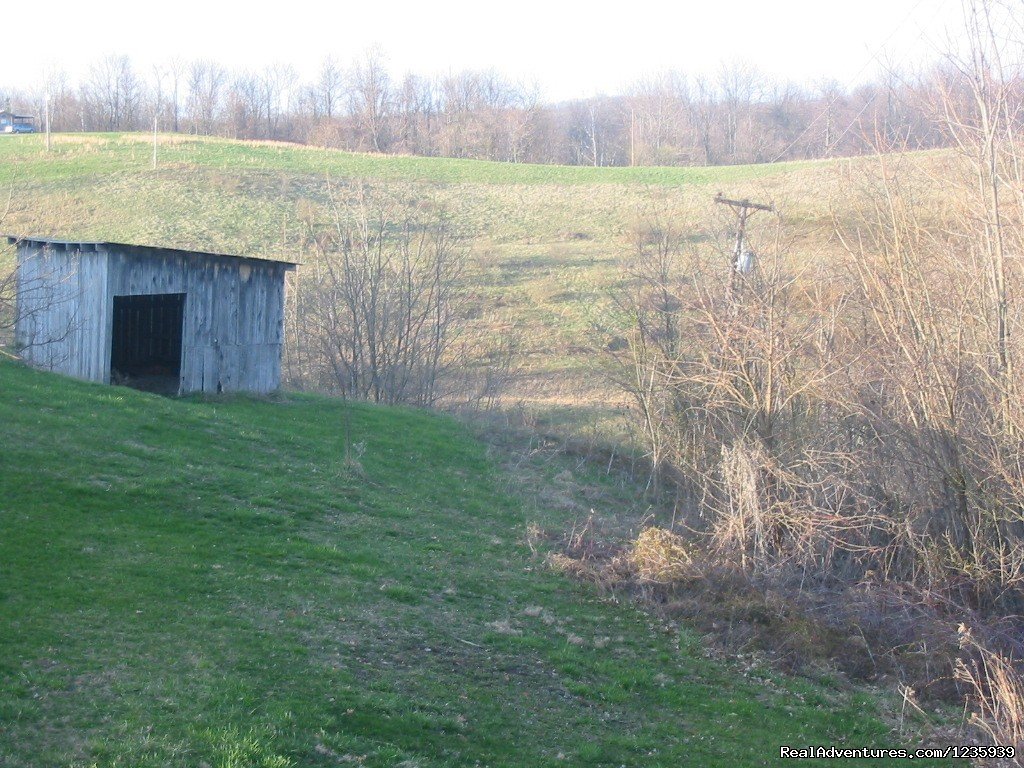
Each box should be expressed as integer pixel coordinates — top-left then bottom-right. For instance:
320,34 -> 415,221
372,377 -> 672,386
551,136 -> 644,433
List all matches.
0,359 -> 947,767
0,133 -> 815,187
0,132 -> 873,425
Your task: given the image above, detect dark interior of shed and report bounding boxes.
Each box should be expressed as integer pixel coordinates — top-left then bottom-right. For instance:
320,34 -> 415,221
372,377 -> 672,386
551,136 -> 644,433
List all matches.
110,293 -> 185,394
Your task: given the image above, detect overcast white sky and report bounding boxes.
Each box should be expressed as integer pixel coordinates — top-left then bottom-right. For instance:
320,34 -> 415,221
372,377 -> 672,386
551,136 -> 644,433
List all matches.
5,0 -> 967,100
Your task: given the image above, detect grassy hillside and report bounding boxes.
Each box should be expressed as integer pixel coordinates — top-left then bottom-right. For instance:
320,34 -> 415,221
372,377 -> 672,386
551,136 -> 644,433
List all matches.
0,133 -> 826,262
0,359 -> 940,767
0,133 -> 812,188
0,132 -> 894,426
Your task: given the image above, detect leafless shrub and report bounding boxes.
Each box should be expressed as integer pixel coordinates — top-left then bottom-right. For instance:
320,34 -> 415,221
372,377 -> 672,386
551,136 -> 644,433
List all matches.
294,184 -> 466,406
0,188 -> 87,362
0,186 -> 14,343
463,319 -> 524,412
0,266 -> 15,347
286,185 -> 522,410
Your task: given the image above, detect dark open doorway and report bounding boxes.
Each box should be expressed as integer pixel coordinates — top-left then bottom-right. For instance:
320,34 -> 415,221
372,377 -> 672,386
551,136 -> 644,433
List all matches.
110,293 -> 185,395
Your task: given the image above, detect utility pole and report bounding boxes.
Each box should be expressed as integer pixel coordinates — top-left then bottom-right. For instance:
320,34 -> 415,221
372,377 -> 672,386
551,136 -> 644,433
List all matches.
44,91 -> 51,152
630,109 -> 635,167
714,192 -> 774,304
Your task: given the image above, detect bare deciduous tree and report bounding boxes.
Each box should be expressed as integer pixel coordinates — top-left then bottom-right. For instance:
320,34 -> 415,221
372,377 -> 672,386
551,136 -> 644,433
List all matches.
349,49 -> 392,152
186,60 -> 228,135
298,186 -> 466,406
80,55 -> 141,131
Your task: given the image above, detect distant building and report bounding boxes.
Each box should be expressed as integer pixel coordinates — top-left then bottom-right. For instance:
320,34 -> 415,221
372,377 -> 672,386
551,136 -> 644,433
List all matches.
0,110 -> 35,133
10,237 -> 297,394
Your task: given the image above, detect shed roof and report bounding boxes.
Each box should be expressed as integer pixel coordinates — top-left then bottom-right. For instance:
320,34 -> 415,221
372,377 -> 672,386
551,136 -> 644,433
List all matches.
6,236 -> 297,269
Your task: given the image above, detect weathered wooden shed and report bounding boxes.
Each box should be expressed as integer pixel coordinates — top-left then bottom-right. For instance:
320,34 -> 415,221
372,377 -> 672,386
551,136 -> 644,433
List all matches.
10,237 -> 296,394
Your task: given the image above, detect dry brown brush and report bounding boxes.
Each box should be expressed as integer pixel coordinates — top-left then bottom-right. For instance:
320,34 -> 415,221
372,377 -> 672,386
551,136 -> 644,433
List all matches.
607,0 -> 1024,609
602,16 -> 1024,731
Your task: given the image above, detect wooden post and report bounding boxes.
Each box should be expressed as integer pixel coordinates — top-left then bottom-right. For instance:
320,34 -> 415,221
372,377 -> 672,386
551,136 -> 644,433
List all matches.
630,109 -> 635,167
714,192 -> 774,305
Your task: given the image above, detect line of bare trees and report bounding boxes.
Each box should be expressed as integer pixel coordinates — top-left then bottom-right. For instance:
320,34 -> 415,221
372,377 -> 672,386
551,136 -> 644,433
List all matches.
2,50 -> 964,165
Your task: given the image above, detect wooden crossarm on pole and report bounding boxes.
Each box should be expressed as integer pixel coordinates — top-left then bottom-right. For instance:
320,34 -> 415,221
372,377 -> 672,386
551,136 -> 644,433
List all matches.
713,192 -> 774,213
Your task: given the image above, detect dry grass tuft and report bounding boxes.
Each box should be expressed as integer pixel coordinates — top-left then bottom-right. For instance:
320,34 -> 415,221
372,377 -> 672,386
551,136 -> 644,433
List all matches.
546,552 -> 589,576
956,625 -> 1024,761
626,527 -> 694,583
487,619 -> 523,636
545,552 -> 612,587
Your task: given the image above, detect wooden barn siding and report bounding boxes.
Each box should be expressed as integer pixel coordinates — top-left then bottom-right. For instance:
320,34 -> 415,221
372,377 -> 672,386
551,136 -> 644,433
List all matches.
104,249 -> 286,394
15,245 -> 109,382
77,253 -> 110,381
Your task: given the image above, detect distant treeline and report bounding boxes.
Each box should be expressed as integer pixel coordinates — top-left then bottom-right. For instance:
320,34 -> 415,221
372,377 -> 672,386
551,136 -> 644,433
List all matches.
2,52 -> 957,165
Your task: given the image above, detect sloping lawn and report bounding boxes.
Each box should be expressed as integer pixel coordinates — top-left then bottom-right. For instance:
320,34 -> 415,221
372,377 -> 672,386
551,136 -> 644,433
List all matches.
0,360 -> 934,766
